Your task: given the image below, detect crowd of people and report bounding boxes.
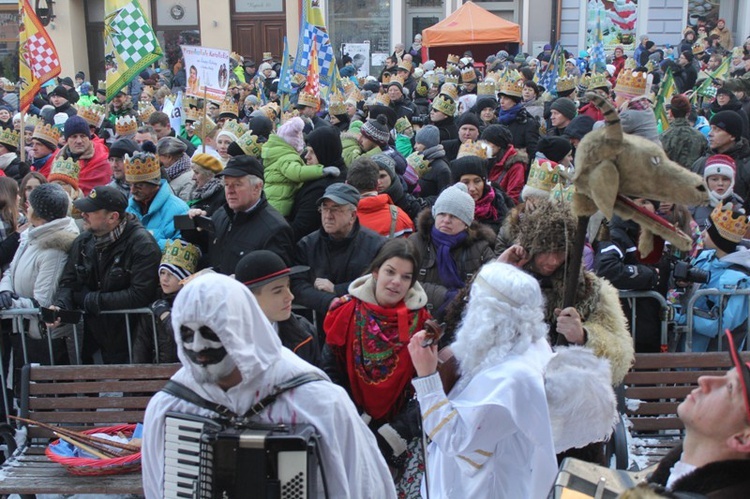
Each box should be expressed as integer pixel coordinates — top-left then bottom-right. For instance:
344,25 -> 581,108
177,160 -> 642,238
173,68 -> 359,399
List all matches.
0,19 -> 750,498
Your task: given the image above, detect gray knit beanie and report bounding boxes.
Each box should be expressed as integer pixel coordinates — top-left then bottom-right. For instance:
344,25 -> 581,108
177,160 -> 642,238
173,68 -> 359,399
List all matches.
415,125 -> 440,149
372,153 -> 396,181
29,183 -> 69,221
432,183 -> 475,227
550,97 -> 577,121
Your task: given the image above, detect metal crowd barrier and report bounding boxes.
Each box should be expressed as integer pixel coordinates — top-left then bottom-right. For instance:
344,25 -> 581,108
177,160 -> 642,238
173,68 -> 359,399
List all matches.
0,307 -> 158,424
618,290 -> 673,351
684,288 -> 750,352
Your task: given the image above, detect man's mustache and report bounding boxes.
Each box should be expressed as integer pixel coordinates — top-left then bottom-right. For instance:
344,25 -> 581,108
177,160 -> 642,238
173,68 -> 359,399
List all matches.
184,347 -> 228,366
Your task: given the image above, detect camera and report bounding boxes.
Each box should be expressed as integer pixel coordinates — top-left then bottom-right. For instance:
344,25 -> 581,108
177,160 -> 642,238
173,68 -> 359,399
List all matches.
410,114 -> 428,126
671,259 -> 710,284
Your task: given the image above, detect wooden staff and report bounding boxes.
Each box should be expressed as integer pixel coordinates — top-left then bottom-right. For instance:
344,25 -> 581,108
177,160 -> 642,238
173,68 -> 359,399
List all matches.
19,111 -> 25,163
202,87 -> 207,154
558,215 -> 591,346
9,415 -> 141,454
55,432 -> 119,459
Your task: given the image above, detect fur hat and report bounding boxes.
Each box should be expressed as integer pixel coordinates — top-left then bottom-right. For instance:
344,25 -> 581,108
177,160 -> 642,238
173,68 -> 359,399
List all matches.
432,183 -> 475,227
550,97 -> 577,121
515,198 -> 576,259
360,115 -> 390,147
63,115 -> 91,140
276,116 -> 305,153
710,110 -> 743,140
29,183 -> 69,221
415,125 -> 440,149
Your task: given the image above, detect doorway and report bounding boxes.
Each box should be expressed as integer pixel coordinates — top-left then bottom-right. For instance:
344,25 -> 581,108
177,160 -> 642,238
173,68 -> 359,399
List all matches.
231,1 -> 286,64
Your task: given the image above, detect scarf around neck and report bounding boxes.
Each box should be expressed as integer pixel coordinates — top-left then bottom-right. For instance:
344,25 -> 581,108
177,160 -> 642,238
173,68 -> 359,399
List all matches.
475,185 -> 498,221
431,225 -> 468,289
497,102 -> 523,125
166,153 -> 191,181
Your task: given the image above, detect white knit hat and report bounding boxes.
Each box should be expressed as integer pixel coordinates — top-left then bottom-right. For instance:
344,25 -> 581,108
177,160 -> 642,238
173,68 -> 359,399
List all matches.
432,183 -> 475,226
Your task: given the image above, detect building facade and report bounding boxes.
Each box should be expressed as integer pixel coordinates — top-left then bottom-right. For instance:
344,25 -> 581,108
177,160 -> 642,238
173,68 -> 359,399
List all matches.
1,0 -> 747,86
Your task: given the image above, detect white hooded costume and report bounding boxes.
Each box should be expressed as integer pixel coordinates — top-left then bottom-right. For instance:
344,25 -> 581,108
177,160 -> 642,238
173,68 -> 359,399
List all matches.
412,262 -> 558,499
142,273 -> 396,498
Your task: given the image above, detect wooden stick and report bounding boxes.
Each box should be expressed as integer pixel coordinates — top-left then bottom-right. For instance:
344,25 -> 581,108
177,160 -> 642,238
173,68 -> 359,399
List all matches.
56,433 -> 116,460
19,111 -> 25,163
9,415 -> 141,453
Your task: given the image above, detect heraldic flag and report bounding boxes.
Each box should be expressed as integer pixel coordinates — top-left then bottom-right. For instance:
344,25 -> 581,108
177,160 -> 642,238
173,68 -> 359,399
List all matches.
19,0 -> 61,113
105,0 -> 162,101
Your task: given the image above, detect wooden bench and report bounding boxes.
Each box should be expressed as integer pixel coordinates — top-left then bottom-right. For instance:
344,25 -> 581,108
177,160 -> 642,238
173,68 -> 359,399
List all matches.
0,363 -> 180,498
618,351 -> 750,469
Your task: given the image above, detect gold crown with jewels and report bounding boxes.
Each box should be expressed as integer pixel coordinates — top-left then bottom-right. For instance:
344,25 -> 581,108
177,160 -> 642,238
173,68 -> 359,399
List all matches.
78,104 -> 107,128
219,98 -> 239,118
124,151 -> 161,183
32,122 -> 61,146
115,115 -> 137,137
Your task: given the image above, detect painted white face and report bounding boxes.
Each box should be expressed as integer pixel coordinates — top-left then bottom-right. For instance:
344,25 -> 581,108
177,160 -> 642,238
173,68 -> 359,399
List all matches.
180,323 -> 237,384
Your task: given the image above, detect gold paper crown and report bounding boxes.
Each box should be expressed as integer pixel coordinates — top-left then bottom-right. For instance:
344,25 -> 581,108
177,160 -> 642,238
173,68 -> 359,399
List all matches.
425,73 -> 439,87
345,90 -> 362,107
49,155 -> 80,184
431,93 -> 457,117
260,102 -> 280,121
183,96 -> 200,109
219,98 -> 239,117
692,43 -> 705,56
374,92 -> 391,107
0,127 -> 19,149
397,59 -> 413,73
184,106 -> 202,122
24,115 -> 39,128
446,54 -> 460,66
141,86 -> 155,98
395,116 -> 412,134
297,90 -> 320,108
115,115 -> 138,137
328,92 -> 347,116
578,75 -> 590,89
341,79 -> 355,95
415,79 -> 429,97
710,202 -> 749,243
477,80 -> 496,96
525,159 -> 563,195
624,57 -> 638,70
732,46 -> 744,58
281,110 -> 299,124
588,73 -> 610,90
0,79 -> 15,92
498,78 -> 524,99
32,123 -> 61,146
78,104 -> 107,128
615,70 -> 648,98
439,83 -> 459,101
221,119 -> 247,139
556,75 -> 577,93
387,74 -> 405,88
291,73 -> 307,86
194,116 -> 216,140
444,73 -> 459,85
381,73 -> 392,85
124,152 -> 161,183
461,67 -> 477,83
230,52 -> 243,64
97,80 -> 106,92
162,239 -> 201,274
550,182 -> 575,203
138,103 -> 157,123
456,140 -> 487,159
235,130 -> 263,158
262,52 -> 273,61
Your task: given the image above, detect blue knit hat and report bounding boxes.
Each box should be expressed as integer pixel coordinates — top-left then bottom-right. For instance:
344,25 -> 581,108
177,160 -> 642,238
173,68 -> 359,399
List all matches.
64,115 -> 91,140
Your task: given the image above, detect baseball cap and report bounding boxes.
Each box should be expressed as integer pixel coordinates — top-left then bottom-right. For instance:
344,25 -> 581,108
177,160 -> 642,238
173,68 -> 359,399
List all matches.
73,185 -> 128,213
726,331 -> 750,422
220,155 -> 264,180
316,183 -> 360,207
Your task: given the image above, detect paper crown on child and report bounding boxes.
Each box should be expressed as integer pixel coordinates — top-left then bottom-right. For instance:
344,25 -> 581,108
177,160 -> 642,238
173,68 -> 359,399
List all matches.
708,202 -> 749,246
160,239 -> 201,280
235,130 -> 263,158
48,156 -> 80,190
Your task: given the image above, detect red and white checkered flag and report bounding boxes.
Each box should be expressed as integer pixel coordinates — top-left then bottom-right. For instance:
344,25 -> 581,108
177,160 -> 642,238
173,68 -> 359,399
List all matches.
19,0 -> 62,112
305,41 -> 320,100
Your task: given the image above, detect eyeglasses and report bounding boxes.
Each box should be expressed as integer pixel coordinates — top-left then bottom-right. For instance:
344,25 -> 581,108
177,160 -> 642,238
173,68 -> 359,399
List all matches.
318,205 -> 349,215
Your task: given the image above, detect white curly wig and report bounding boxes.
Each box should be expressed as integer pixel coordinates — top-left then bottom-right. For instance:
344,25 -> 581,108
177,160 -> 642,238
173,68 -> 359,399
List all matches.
451,261 -> 549,381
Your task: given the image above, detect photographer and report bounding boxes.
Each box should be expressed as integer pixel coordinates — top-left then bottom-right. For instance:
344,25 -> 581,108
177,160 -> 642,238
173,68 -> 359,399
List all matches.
673,203 -> 750,352
595,198 -> 667,353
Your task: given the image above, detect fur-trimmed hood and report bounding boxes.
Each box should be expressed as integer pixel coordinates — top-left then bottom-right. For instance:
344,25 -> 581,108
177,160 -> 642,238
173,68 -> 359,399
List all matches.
21,216 -> 79,252
415,206 -> 497,247
348,273 -> 428,310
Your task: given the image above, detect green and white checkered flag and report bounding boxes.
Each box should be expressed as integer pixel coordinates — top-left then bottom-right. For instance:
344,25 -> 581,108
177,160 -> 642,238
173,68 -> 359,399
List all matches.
105,0 -> 162,101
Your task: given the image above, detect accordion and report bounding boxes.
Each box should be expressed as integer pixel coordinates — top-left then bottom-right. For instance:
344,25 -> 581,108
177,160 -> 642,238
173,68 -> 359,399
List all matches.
164,412 -> 320,499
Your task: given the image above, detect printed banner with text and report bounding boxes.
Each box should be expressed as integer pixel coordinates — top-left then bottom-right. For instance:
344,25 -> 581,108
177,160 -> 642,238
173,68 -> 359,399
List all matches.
181,45 -> 231,102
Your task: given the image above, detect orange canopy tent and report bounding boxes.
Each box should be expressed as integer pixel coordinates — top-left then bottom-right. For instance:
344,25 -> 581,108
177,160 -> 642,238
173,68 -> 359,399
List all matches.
422,2 -> 521,48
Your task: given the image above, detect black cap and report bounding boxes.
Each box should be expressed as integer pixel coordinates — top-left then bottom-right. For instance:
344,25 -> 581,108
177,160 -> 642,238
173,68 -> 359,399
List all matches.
220,155 -> 264,180
49,85 -> 70,99
73,185 -> 128,213
235,250 -> 309,289
58,76 -> 75,88
316,183 -> 360,207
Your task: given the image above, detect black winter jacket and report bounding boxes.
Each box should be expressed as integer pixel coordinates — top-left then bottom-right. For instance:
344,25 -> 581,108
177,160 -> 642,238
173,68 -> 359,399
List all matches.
505,107 -> 540,162
55,216 -> 162,363
292,221 -> 384,319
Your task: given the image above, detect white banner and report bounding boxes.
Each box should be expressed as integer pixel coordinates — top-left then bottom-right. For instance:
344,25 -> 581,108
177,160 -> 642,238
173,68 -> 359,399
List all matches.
181,45 -> 230,102
341,42 -> 370,79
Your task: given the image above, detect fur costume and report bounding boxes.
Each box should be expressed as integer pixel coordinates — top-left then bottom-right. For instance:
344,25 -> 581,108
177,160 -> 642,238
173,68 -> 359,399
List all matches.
573,92 -> 708,256
512,199 -> 634,384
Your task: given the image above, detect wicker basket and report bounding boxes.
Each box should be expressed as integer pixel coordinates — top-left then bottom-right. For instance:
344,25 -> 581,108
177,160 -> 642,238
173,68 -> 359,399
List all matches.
45,424 -> 141,476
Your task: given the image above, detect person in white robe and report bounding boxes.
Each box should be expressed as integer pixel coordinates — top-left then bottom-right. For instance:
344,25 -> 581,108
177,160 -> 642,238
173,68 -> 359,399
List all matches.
142,273 -> 396,499
408,261 -> 558,499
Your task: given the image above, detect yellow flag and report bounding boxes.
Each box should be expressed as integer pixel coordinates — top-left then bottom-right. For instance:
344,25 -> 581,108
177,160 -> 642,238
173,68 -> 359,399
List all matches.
18,0 -> 61,112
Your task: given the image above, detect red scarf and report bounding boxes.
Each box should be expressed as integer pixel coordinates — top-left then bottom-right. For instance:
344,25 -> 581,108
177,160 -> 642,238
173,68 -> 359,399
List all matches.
325,296 -> 430,421
475,186 -> 498,222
